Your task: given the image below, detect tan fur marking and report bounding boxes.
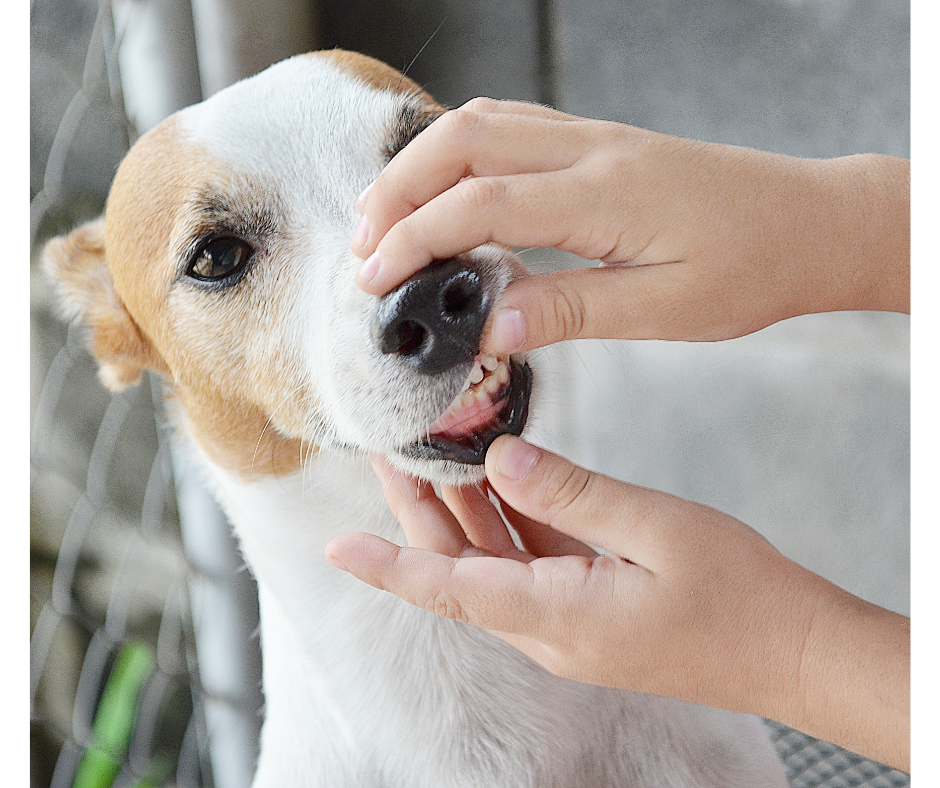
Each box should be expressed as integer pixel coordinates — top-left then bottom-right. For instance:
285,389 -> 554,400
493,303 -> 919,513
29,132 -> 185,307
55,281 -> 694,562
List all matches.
103,118 -> 204,360
171,383 -> 316,480
62,118 -> 310,481
49,52 -> 443,482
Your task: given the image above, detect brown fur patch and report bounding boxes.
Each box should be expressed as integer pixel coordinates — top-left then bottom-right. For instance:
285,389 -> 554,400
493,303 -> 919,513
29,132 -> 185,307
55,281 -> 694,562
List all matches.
113,120 -> 314,480
47,52 -> 441,482
45,117 -> 309,481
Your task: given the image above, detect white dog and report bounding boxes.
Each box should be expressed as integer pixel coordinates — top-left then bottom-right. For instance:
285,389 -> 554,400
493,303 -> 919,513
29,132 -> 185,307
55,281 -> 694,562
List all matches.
45,50 -> 788,787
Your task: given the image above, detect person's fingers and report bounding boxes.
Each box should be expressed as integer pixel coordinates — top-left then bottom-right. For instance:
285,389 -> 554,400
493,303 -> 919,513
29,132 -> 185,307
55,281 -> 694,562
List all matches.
495,495 -> 598,559
355,105 -> 588,250
484,435 -> 676,566
439,483 -> 523,558
353,113 -> 609,294
352,99 -> 574,218
371,456 -> 469,556
360,166 -> 640,296
439,483 -> 594,561
365,97 -> 578,225
324,531 -> 592,636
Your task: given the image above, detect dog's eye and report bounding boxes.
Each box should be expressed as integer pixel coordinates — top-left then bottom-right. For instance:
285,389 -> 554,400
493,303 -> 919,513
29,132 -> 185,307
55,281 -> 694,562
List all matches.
186,237 -> 253,282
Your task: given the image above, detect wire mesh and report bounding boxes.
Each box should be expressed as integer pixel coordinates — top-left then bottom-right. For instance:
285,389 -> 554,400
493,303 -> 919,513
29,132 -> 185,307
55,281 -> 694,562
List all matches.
30,2 -> 910,787
31,1 -> 213,786
765,721 -> 909,788
30,327 -> 213,788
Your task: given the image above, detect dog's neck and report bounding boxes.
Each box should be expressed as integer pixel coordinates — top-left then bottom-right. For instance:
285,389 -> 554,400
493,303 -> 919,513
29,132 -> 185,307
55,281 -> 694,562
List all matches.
175,421 -> 588,786
173,415 -> 787,788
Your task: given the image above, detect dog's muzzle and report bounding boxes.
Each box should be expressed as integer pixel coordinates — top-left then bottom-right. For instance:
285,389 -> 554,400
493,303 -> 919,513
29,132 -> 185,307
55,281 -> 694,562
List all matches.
372,257 -> 532,465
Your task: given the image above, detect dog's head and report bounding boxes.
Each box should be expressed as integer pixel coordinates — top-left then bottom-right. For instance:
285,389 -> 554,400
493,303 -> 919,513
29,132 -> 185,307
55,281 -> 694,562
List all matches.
43,51 -> 532,485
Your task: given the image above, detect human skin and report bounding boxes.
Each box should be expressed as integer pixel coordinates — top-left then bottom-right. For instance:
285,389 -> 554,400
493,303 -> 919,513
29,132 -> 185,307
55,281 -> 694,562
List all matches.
326,440 -> 909,772
328,99 -> 911,771
351,99 -> 908,352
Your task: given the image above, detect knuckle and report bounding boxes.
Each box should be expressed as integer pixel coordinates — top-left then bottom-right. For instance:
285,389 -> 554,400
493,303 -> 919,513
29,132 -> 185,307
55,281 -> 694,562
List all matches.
421,561 -> 471,624
386,212 -> 422,253
457,176 -> 507,215
439,105 -> 483,144
544,284 -> 587,341
426,589 -> 470,624
463,96 -> 501,115
542,462 -> 594,521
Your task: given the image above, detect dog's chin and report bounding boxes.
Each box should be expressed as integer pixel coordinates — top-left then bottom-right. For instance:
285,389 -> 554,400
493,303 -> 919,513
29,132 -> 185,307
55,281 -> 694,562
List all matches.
385,453 -> 489,487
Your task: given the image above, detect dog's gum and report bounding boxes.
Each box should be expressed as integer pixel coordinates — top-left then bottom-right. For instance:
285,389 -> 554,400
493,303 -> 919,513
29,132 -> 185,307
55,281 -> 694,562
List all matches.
433,357 -> 511,433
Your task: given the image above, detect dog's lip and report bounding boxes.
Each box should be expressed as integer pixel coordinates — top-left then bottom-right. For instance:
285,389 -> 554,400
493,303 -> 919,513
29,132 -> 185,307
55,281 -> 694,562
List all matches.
401,360 -> 532,465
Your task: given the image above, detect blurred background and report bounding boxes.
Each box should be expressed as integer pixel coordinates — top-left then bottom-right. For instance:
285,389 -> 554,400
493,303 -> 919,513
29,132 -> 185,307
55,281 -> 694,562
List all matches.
30,1 -> 910,786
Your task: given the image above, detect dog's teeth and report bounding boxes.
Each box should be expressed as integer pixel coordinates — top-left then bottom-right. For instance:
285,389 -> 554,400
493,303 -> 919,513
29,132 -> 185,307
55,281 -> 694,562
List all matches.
495,360 -> 510,385
462,363 -> 483,391
481,354 -> 499,372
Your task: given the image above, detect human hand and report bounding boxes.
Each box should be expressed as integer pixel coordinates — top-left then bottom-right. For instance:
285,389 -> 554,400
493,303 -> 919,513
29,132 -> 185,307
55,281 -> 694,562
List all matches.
352,99 -> 909,352
325,435 -> 909,771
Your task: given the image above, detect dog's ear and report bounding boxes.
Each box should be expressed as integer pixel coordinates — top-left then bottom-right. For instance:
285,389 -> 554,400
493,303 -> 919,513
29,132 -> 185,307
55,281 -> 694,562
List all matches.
43,217 -> 158,391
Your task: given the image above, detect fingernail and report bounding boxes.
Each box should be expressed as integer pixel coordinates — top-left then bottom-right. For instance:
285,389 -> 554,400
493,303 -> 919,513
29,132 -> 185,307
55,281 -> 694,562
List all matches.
357,252 -> 381,284
489,307 -> 526,353
494,436 -> 539,481
352,215 -> 369,247
356,180 -> 375,213
326,552 -> 349,573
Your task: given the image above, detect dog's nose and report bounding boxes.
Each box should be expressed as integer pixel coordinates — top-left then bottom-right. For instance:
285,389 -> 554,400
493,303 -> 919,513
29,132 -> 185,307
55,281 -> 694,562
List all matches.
372,257 -> 490,374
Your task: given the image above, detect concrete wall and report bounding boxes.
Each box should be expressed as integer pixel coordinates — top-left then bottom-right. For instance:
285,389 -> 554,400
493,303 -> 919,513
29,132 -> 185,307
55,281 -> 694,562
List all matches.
324,0 -> 909,616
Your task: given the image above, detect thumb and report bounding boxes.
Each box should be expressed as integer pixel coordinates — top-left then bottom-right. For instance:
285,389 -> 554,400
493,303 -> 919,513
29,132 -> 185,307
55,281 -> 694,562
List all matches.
481,266 -> 665,354
484,435 -> 658,559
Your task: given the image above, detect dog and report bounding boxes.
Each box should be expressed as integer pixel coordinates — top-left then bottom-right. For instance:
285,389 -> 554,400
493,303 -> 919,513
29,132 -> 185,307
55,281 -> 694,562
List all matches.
44,50 -> 789,787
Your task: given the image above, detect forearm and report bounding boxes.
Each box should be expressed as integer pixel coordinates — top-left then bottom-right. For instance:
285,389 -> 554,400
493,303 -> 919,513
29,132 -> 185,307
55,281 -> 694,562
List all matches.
798,589 -> 909,771
751,569 -> 910,772
833,154 -> 909,314
754,152 -> 910,321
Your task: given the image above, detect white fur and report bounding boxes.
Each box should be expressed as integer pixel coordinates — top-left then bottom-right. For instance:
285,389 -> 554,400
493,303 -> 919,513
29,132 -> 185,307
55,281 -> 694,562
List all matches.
53,53 -> 790,786
186,442 -> 788,788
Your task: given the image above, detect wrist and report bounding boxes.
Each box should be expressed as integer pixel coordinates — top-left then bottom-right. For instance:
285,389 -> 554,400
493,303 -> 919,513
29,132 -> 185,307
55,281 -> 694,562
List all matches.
779,154 -> 910,318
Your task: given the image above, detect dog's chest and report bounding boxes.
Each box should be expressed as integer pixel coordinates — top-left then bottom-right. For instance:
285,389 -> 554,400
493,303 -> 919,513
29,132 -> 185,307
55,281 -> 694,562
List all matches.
184,443 -> 786,788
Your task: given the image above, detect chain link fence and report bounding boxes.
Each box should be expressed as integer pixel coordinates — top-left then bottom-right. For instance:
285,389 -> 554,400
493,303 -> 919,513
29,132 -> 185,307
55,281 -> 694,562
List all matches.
30,0 -> 213,777
30,2 -> 910,787
31,1 -> 266,786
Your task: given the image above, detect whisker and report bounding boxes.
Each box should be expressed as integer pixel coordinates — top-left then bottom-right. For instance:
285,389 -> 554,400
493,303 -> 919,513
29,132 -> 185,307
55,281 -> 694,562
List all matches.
398,17 -> 448,90
251,380 -> 312,475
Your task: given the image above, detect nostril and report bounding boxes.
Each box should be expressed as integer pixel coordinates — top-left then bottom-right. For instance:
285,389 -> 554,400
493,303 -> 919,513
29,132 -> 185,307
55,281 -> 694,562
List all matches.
441,275 -> 481,317
391,320 -> 427,356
